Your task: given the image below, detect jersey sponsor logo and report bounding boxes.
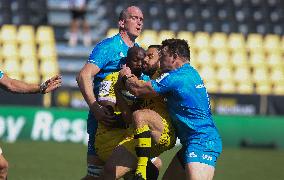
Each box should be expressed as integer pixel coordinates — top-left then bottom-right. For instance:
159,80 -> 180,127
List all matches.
189,152 -> 197,158
155,73 -> 169,83
195,84 -> 205,89
202,154 -> 213,161
119,52 -> 125,57
98,81 -> 112,96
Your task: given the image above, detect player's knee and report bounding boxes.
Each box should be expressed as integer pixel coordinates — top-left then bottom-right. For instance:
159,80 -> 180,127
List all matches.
0,159 -> 8,179
0,158 -> 8,170
132,110 -> 147,125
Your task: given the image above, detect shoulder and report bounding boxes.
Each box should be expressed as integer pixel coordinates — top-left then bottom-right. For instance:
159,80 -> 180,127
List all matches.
95,34 -> 119,49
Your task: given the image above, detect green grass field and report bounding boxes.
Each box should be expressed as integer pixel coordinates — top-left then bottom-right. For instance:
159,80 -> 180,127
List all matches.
2,141 -> 284,180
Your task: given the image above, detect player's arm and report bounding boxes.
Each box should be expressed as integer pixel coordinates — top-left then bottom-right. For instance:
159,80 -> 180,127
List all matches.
0,74 -> 61,94
76,63 -> 115,126
119,65 -> 158,98
114,80 -> 133,124
124,75 -> 158,98
76,63 -> 100,108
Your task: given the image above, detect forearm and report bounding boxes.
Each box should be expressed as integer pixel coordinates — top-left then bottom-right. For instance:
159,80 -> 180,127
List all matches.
125,77 -> 156,98
76,72 -> 97,108
2,78 -> 40,94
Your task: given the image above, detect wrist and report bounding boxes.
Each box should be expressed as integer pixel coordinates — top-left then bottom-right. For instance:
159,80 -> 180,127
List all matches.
39,82 -> 48,94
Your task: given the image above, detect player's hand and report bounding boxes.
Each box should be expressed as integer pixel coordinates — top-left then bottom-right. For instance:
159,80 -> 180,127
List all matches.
91,102 -> 116,127
119,64 -> 132,78
40,75 -> 62,94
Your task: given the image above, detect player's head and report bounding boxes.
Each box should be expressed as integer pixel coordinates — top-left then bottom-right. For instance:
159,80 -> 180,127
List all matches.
118,6 -> 143,38
126,46 -> 145,77
142,45 -> 161,76
159,39 -> 190,73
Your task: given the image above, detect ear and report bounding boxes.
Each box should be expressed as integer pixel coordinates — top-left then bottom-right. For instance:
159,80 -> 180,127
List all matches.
118,19 -> 125,29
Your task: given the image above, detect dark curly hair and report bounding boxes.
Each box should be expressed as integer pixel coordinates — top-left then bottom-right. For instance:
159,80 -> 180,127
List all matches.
160,39 -> 190,62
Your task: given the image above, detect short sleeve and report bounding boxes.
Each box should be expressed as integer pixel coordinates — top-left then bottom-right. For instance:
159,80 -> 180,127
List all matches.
151,73 -> 174,95
0,70 -> 4,79
87,42 -> 111,69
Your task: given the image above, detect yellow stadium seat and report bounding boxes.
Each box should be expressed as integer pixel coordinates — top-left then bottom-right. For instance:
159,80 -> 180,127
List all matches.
270,66 -> 284,83
2,43 -> 18,59
252,67 -> 269,83
157,30 -> 175,44
199,66 -> 216,83
219,81 -> 236,94
40,60 -> 59,76
236,81 -> 254,94
23,74 -> 40,84
189,50 -> 198,68
6,72 -> 21,80
246,33 -> 263,52
138,30 -> 158,49
213,50 -> 231,67
255,82 -> 272,95
196,49 -> 213,67
267,52 -> 283,67
231,51 -> 249,67
17,25 -> 35,44
106,28 -> 118,38
21,58 -> 38,75
0,25 -> 17,43
249,52 -> 266,67
194,32 -> 210,50
216,66 -> 234,83
38,44 -> 57,60
228,33 -> 246,51
210,32 -> 228,51
273,81 -> 284,95
19,44 -> 37,59
263,34 -> 281,53
36,26 -> 55,44
204,80 -> 218,93
234,67 -> 251,83
177,31 -> 194,49
3,58 -> 20,75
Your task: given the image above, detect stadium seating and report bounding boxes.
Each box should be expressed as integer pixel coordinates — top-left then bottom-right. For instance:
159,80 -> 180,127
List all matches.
104,27 -> 284,95
0,24 -> 58,84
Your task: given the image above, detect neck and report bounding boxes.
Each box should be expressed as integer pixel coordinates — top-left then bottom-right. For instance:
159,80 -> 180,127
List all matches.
120,31 -> 136,47
175,57 -> 189,69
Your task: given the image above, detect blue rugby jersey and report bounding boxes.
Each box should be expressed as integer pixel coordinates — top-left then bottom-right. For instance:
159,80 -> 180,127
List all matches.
151,63 -> 220,145
87,33 -> 138,95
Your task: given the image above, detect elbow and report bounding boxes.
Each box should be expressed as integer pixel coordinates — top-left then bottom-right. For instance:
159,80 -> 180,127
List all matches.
76,71 -> 82,85
5,82 -> 16,93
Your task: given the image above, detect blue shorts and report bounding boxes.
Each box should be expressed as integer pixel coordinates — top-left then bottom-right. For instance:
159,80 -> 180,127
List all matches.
87,112 -> 98,155
179,136 -> 222,167
174,119 -> 222,167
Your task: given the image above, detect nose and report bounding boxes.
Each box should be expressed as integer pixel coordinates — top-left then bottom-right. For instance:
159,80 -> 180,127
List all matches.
137,19 -> 143,26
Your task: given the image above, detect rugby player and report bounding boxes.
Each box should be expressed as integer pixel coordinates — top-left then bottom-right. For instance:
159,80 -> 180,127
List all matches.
0,70 -> 61,180
94,46 -> 145,164
76,6 -> 144,179
101,45 -> 176,180
120,39 -> 222,180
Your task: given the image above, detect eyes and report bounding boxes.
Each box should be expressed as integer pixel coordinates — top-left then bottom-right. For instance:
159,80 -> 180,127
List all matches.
129,15 -> 144,22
